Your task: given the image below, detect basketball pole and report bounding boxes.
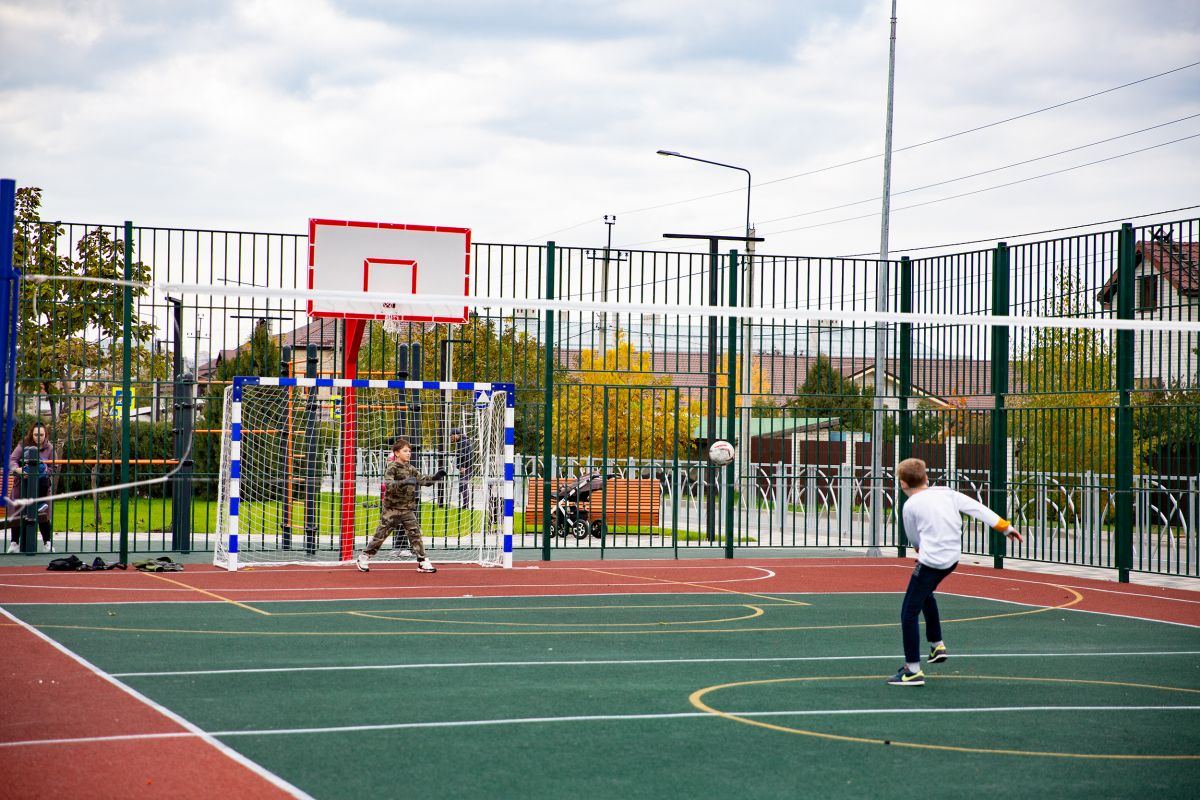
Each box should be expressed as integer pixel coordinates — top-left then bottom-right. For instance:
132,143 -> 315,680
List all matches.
341,319 -> 366,561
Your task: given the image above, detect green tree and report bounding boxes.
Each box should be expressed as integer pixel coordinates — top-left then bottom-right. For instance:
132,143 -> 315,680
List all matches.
785,354 -> 871,431
1010,274 -> 1116,474
1133,386 -> 1200,473
12,187 -> 164,423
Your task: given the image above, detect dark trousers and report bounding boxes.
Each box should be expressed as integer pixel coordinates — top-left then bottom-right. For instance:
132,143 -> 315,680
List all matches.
900,561 -> 957,664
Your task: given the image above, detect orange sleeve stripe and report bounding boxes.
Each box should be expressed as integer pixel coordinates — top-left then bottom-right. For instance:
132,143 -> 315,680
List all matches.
994,518 -> 1010,532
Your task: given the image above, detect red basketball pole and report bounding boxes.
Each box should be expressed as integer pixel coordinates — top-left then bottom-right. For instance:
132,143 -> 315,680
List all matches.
340,319 -> 365,562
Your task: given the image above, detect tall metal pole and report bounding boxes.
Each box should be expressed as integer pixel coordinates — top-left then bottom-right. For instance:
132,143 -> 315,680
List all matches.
601,215 -> 614,349
869,0 -> 898,557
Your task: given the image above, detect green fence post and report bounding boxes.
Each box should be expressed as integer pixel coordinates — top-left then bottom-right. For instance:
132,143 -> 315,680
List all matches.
119,221 -> 133,565
989,242 -> 1010,570
897,256 -> 912,557
724,249 -> 738,559
541,242 -> 556,562
1115,223 -> 1135,582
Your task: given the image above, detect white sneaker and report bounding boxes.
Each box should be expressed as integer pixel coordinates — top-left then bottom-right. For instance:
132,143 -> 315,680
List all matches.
399,549 -> 414,559
417,559 -> 437,573
5,541 -> 18,554
42,541 -> 54,553
356,552 -> 370,572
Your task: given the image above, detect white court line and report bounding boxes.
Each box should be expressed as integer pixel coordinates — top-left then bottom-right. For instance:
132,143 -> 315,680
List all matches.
0,606 -> 314,799
5,705 -> 1199,748
111,650 -> 1200,678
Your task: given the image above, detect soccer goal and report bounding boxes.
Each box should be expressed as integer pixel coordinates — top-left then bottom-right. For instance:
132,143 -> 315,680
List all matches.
214,377 -> 514,570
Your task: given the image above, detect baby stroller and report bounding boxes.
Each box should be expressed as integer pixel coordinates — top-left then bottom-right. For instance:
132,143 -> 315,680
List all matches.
551,472 -> 606,539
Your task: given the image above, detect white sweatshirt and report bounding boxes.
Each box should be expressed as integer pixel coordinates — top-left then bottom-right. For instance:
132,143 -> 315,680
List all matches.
901,487 -> 1011,569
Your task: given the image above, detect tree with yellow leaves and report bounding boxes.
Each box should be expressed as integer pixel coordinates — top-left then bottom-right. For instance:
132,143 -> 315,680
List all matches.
553,333 -> 700,460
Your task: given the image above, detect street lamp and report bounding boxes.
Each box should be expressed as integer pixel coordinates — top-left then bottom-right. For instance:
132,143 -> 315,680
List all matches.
655,150 -> 751,246
657,149 -> 759,551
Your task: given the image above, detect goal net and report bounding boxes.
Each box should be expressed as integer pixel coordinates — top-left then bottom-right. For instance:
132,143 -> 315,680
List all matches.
214,377 -> 514,570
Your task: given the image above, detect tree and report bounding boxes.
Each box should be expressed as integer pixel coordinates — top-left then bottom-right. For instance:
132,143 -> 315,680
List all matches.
11,188 -> 164,423
785,354 -> 871,431
1010,274 -> 1116,474
1134,386 -> 1200,474
552,333 -> 698,460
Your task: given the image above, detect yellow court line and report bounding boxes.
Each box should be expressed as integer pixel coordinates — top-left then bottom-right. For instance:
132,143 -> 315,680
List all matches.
144,574 -> 272,617
690,674 -> 1200,760
267,602 -> 777,617
346,605 -> 765,627
581,567 -> 810,607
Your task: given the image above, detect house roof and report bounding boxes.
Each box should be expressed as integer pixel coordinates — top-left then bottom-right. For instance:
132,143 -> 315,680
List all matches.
1096,238 -> 1199,307
558,350 -> 1006,411
693,416 -> 836,441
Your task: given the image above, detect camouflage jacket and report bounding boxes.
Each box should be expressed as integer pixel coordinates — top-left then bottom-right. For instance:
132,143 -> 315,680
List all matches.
382,460 -> 437,511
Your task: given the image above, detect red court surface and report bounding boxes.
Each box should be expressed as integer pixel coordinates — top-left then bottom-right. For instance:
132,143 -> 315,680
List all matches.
2,557 -> 1197,799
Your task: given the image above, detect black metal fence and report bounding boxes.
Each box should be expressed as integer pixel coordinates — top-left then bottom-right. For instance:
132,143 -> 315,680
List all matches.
7,204 -> 1198,579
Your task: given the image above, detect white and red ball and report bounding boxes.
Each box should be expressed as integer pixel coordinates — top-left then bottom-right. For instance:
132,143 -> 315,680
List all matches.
708,439 -> 736,466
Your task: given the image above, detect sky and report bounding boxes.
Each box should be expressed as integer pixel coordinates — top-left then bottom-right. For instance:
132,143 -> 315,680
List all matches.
2,0 -> 1199,261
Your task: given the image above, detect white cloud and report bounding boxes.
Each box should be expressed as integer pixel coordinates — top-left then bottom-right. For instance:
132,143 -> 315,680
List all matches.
1,0 -> 1197,259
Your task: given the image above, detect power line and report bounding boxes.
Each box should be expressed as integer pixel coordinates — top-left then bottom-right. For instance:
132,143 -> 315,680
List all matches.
759,132 -> 1200,238
518,60 -> 1200,244
840,205 -> 1200,258
754,114 -> 1200,229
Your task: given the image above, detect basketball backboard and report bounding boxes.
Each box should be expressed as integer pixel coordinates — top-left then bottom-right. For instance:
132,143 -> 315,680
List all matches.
307,218 -> 471,322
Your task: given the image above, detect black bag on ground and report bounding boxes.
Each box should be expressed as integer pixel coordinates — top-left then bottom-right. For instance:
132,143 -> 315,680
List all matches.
47,555 -> 86,571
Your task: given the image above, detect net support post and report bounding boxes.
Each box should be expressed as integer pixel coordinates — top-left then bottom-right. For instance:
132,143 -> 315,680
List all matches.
896,256 -> 912,557
724,249 -> 738,560
988,242 -> 1010,570
19,446 -> 39,554
1115,223 -> 1135,582
171,372 -> 195,552
119,220 -> 133,566
540,242 -> 556,562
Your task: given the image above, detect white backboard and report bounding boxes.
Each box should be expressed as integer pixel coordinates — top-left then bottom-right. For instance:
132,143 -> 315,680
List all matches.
307,218 -> 471,322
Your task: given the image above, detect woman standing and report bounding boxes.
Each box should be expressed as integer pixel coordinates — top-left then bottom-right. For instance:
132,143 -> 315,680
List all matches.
6,421 -> 57,553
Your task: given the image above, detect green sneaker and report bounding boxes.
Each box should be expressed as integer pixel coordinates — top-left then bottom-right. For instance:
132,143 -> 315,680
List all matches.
929,643 -> 948,664
886,666 -> 925,686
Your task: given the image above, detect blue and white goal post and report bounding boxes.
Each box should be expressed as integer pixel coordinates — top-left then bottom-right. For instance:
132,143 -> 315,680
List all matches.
214,377 -> 516,571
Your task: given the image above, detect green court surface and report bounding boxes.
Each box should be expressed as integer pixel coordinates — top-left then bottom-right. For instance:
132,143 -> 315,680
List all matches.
6,590 -> 1199,799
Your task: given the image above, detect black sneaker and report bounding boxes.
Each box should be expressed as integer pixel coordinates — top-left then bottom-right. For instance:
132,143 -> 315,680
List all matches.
886,666 -> 925,686
928,643 -> 948,663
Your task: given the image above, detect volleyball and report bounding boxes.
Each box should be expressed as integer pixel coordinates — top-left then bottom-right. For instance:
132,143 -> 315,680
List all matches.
708,439 -> 736,466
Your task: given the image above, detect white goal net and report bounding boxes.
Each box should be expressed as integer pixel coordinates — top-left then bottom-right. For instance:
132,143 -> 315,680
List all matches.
214,377 -> 513,570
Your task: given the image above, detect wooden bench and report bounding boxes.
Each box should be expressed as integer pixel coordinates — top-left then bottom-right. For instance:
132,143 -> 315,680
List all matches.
524,477 -> 662,531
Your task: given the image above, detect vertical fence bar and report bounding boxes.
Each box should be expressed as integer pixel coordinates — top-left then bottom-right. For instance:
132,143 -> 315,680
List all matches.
897,255 -> 912,556
725,249 -> 738,559
541,242 -> 556,561
989,242 -> 1010,569
119,221 -> 133,564
1115,223 -> 1135,582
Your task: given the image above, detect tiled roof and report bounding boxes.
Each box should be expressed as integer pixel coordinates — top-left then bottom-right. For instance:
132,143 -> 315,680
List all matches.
558,349 -> 1008,409
1096,239 -> 1199,306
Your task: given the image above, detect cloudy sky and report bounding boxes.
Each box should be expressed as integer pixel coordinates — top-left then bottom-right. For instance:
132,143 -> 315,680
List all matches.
2,0 -> 1198,259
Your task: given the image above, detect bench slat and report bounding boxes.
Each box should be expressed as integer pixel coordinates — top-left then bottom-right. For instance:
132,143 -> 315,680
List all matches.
524,478 -> 661,528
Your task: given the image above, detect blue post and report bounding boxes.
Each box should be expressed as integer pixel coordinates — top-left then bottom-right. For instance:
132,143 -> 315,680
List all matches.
0,179 -> 18,515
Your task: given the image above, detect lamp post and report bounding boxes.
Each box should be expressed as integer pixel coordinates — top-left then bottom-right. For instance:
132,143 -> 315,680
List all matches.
657,150 -> 758,551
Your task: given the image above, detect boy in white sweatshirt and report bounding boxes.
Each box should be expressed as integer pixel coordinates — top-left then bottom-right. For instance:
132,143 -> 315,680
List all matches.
889,458 -> 1023,686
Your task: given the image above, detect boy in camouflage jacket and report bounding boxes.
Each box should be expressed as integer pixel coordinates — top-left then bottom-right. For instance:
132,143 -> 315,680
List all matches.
357,438 -> 445,573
